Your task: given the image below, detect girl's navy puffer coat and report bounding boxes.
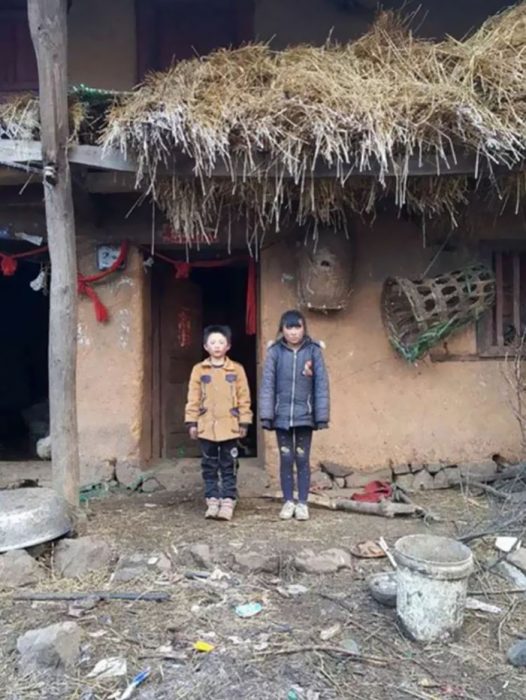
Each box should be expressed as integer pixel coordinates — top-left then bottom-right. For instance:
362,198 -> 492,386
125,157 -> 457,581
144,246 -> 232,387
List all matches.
259,336 -> 330,430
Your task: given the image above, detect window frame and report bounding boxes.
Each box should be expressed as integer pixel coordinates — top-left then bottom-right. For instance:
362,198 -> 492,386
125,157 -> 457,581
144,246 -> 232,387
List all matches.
0,7 -> 38,93
477,240 -> 526,358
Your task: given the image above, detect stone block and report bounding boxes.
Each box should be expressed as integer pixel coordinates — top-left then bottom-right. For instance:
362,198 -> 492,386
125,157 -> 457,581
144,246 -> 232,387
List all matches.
234,551 -> 279,574
425,463 -> 445,475
413,470 -> 435,491
294,548 -> 351,574
458,461 -> 498,483
444,467 -> 461,486
115,461 -> 144,489
432,470 -> 450,490
310,469 -> 333,491
17,622 -> 82,674
321,461 -> 353,479
0,551 -> 44,588
53,537 -> 113,579
391,464 -> 411,476
189,543 -> 212,569
394,473 -> 414,492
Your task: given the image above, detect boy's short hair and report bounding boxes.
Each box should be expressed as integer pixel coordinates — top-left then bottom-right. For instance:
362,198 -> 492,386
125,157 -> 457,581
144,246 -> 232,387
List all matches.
203,324 -> 232,345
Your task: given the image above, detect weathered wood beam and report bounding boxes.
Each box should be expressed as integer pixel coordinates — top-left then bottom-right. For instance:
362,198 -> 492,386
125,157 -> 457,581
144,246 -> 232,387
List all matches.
0,140 -> 523,187
29,0 -> 80,507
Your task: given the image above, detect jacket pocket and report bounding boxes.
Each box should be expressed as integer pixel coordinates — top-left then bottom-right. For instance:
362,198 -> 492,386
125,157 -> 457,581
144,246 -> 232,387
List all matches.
275,397 -> 280,412
307,396 -> 313,415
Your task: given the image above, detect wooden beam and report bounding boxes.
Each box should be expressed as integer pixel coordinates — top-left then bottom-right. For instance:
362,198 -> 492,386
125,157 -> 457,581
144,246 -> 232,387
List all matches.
0,140 -> 523,186
29,0 -> 80,507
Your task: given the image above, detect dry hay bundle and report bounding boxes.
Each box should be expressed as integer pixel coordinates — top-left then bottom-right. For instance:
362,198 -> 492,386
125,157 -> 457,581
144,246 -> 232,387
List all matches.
381,264 -> 496,362
0,94 -> 40,141
0,86 -> 122,144
102,5 -> 526,238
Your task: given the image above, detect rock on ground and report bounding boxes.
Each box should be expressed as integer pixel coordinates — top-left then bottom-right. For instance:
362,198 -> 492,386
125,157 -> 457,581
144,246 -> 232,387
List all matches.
294,548 -> 351,574
112,552 -> 171,582
36,435 -> 51,460
53,536 -> 113,579
0,550 -> 44,588
189,543 -> 212,569
507,640 -> 526,667
17,622 -> 82,674
234,550 -> 279,574
321,461 -> 354,478
507,548 -> 526,575
310,469 -> 333,491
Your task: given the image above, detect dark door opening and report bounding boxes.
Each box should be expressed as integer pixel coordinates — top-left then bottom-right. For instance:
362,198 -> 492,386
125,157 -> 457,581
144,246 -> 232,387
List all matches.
0,253 -> 49,460
153,261 -> 257,460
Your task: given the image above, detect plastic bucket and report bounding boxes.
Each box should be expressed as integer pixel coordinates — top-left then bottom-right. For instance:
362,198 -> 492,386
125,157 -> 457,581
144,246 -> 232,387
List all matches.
394,534 -> 473,642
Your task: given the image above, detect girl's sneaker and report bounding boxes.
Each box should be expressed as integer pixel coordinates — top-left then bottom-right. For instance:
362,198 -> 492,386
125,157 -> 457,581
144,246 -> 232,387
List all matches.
217,498 -> 236,521
295,503 -> 310,521
205,498 -> 220,519
279,501 -> 296,520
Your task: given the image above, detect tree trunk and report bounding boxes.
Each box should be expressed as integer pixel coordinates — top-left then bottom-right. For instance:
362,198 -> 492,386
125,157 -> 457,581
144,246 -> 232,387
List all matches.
28,0 -> 79,506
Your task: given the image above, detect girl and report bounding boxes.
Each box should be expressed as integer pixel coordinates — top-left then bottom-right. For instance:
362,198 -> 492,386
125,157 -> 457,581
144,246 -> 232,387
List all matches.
260,310 -> 330,520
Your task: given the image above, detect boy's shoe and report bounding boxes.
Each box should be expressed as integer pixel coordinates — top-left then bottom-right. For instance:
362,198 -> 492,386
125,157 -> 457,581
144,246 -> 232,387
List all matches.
279,501 -> 296,520
205,498 -> 220,519
217,498 -> 236,521
295,503 -> 310,521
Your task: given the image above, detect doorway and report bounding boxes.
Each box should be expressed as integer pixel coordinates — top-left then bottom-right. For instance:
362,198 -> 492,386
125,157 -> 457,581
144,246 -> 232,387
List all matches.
152,260 -> 257,459
0,248 -> 49,460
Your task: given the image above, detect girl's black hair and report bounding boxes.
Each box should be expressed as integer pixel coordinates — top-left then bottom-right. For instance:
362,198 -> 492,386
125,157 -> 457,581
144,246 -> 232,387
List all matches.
278,309 -> 307,335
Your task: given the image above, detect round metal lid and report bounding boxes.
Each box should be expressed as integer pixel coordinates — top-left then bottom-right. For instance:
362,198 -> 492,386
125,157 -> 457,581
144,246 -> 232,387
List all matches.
0,487 -> 72,553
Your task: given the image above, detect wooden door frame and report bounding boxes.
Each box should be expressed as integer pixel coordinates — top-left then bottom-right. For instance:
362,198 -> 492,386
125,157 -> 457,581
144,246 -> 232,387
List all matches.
150,270 -> 162,459
149,257 -> 263,464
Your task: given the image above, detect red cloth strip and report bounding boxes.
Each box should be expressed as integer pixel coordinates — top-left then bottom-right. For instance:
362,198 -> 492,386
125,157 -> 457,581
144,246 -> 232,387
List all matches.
0,245 -> 49,277
77,242 -> 129,323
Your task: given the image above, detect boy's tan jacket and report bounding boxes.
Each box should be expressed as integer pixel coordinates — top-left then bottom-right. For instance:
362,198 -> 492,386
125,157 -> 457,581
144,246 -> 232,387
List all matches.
185,357 -> 253,442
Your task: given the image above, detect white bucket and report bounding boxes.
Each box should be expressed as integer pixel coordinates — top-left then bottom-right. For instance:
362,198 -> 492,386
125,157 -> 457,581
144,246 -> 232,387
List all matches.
394,534 -> 473,642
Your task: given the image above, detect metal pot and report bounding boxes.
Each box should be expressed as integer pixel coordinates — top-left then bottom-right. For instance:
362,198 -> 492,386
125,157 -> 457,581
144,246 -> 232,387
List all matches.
0,487 -> 71,553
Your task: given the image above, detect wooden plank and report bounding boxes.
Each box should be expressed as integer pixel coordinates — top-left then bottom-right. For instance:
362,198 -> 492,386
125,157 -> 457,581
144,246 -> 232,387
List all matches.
495,252 -> 504,348
513,252 -> 521,338
0,140 -> 524,181
28,0 -> 80,506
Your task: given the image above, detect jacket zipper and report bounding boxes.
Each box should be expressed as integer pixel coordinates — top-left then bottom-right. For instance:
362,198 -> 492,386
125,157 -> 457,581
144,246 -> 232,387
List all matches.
290,350 -> 297,428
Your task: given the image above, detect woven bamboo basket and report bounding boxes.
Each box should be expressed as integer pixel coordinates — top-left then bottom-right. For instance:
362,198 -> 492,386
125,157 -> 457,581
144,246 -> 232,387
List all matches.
297,230 -> 353,311
381,264 -> 495,362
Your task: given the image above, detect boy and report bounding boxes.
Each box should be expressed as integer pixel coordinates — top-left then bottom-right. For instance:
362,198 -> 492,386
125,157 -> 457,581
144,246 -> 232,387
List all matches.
185,325 -> 252,520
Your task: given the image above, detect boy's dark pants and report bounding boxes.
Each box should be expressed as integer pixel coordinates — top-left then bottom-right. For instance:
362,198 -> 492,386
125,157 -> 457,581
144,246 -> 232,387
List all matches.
198,438 -> 239,500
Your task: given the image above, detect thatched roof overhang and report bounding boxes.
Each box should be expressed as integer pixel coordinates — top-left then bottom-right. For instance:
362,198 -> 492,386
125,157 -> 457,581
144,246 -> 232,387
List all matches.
1,6 -> 525,240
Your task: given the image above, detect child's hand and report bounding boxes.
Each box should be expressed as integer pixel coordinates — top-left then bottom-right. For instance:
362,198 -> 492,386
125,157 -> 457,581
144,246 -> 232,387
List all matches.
189,426 -> 198,440
239,426 -> 248,439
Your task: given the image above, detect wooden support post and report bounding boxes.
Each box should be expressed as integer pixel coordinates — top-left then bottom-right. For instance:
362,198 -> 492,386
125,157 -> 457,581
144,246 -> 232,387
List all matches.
28,0 -> 80,506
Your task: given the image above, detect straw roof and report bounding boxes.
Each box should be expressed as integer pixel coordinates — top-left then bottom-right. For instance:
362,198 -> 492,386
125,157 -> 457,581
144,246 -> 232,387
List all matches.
100,5 -> 526,241
2,6 -> 526,242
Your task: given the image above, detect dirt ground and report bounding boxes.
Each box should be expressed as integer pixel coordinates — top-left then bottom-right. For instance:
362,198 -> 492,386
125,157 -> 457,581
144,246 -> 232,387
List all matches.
1,481 -> 526,700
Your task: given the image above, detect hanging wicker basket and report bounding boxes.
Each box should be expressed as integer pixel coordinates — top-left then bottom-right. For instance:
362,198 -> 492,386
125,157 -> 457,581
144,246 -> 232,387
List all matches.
297,229 -> 353,311
381,264 -> 495,362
